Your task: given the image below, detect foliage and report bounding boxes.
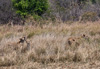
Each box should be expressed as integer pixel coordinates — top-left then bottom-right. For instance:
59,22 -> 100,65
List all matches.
80,12 -> 98,22
49,0 -> 100,22
0,0 -> 12,24
90,0 -> 96,4
33,14 -> 42,21
12,0 -> 49,17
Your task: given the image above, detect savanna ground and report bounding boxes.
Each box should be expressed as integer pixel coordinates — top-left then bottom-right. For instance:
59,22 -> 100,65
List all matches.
0,21 -> 100,69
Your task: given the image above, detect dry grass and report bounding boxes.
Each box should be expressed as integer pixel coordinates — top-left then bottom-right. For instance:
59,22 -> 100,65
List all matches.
0,22 -> 100,69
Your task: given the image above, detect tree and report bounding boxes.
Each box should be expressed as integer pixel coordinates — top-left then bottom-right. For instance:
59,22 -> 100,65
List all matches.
12,0 -> 49,17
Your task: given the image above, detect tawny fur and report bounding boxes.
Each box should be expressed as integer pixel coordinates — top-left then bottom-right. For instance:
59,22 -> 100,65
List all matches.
67,34 -> 88,46
7,37 -> 30,51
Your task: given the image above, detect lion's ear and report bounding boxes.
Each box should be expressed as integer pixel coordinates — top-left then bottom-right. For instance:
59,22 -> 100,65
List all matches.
82,34 -> 86,38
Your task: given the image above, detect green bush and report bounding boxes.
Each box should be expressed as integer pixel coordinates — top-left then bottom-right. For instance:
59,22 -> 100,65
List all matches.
12,0 -> 49,17
90,0 -> 96,4
33,14 -> 42,21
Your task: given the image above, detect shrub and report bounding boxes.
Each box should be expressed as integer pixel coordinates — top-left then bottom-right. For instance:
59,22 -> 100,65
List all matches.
33,14 -> 42,21
90,0 -> 96,4
12,0 -> 49,17
80,12 -> 98,22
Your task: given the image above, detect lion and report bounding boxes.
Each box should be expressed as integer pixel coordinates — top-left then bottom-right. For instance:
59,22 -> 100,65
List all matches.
7,36 -> 30,51
67,34 -> 88,46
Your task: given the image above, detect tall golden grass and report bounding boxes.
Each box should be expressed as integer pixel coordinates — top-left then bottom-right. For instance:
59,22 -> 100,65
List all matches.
0,21 -> 100,69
